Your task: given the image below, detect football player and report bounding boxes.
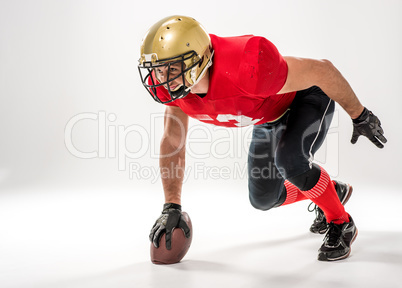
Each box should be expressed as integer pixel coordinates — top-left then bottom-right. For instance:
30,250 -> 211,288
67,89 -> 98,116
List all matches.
139,16 -> 386,261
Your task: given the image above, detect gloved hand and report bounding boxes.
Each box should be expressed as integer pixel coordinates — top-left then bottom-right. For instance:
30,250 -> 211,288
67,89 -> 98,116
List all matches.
351,107 -> 387,148
149,203 -> 191,250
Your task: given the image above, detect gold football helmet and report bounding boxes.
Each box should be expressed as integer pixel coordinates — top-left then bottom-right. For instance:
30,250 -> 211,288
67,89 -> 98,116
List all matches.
138,15 -> 213,103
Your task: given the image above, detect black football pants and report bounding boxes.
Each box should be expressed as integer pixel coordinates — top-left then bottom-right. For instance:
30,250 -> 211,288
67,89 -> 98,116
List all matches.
247,86 -> 335,210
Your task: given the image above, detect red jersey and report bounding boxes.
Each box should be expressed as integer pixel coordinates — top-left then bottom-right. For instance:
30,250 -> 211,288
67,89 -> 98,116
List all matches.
156,34 -> 296,127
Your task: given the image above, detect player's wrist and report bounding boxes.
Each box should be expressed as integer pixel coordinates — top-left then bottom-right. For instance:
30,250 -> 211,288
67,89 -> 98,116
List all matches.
164,194 -> 181,206
163,203 -> 182,211
352,107 -> 369,124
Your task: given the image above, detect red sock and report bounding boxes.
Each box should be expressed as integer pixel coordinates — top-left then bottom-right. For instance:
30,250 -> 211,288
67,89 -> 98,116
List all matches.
281,180 -> 307,205
300,166 -> 349,224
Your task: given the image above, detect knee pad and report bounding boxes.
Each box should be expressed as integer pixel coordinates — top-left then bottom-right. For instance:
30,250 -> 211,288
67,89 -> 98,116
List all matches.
249,194 -> 276,211
248,185 -> 287,211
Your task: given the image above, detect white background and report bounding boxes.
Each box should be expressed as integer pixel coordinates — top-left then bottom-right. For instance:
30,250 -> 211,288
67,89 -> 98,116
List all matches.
1,1 -> 401,287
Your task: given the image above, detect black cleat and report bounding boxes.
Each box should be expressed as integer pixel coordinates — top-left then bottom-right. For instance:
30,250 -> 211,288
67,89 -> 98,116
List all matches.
309,181 -> 353,234
318,216 -> 358,261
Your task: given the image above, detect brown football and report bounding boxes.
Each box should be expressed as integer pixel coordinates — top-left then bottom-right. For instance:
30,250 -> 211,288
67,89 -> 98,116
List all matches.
150,212 -> 192,264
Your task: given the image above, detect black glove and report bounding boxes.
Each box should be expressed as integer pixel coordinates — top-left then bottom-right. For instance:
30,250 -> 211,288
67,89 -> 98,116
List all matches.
351,107 -> 387,148
149,203 -> 191,250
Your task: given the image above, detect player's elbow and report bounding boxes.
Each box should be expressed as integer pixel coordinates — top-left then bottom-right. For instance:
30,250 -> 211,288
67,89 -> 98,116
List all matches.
312,58 -> 334,74
312,58 -> 338,86
319,58 -> 332,66
319,58 -> 337,73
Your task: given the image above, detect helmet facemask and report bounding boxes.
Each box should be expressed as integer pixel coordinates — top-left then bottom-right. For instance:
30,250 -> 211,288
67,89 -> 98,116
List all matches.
138,51 -> 202,104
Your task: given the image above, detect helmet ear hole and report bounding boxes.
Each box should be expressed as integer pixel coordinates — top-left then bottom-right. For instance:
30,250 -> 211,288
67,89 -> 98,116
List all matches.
198,56 -> 204,68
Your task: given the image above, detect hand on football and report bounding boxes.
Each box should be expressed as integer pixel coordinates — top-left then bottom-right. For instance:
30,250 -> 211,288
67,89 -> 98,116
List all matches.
149,203 -> 191,250
351,107 -> 387,148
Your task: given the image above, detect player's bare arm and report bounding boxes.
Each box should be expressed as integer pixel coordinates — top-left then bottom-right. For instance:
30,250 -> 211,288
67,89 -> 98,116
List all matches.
160,105 -> 189,205
278,56 -> 387,148
148,105 -> 191,251
278,56 -> 363,119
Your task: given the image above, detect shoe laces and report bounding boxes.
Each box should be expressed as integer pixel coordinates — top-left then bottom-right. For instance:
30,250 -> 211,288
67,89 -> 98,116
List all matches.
308,202 -> 325,222
307,202 -> 316,212
325,222 -> 343,246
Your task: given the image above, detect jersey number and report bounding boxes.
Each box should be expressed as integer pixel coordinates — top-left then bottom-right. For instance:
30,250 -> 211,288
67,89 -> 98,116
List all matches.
196,114 -> 262,127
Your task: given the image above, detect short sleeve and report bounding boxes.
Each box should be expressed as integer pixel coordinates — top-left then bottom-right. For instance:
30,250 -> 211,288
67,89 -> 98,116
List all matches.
238,36 -> 288,95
